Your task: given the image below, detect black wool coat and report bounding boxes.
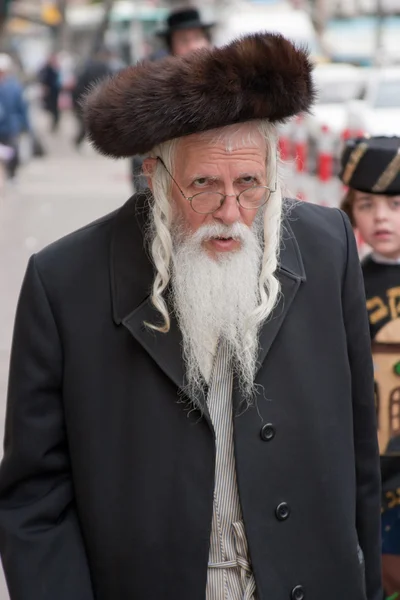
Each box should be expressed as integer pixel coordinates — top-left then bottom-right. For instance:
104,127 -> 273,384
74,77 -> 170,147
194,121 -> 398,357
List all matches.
0,195 -> 382,600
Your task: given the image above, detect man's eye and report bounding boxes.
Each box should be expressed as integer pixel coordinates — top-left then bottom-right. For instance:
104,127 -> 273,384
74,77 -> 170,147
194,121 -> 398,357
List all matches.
239,176 -> 256,185
193,178 -> 208,186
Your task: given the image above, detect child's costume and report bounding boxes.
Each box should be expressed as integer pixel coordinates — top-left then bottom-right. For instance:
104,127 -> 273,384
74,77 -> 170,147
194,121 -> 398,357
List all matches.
340,136 -> 400,598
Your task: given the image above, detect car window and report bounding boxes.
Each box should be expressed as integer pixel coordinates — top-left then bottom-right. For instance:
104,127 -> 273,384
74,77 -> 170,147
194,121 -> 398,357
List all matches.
374,80 -> 400,108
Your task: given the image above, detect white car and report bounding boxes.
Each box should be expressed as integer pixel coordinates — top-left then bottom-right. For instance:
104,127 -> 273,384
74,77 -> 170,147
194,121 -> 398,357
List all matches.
346,67 -> 400,137
214,2 -> 323,61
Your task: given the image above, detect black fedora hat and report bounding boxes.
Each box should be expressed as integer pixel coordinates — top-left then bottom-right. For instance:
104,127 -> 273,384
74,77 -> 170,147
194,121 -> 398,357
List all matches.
156,8 -> 215,37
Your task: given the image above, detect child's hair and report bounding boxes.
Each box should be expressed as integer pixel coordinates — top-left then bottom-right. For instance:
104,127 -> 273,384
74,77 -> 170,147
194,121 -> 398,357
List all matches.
340,188 -> 356,226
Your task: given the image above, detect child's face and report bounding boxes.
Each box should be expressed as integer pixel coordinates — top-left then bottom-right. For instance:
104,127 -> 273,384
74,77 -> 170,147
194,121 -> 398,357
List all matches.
352,191 -> 400,259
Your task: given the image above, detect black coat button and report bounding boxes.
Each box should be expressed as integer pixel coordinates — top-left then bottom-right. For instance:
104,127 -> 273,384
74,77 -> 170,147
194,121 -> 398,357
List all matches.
260,423 -> 276,441
291,585 -> 305,600
276,502 -> 291,521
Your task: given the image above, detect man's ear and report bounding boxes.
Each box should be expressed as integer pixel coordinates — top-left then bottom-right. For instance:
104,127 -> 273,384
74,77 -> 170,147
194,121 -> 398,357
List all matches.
142,157 -> 157,192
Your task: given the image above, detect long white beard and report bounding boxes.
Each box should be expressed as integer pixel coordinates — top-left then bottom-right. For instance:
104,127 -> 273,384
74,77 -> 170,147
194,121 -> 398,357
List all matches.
170,218 -> 264,404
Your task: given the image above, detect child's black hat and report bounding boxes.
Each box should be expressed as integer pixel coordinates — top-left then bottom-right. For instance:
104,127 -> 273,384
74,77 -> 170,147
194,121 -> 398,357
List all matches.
340,136 -> 400,195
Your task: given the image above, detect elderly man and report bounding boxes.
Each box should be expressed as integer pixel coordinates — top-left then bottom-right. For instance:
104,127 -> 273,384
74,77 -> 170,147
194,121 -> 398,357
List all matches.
0,33 -> 382,600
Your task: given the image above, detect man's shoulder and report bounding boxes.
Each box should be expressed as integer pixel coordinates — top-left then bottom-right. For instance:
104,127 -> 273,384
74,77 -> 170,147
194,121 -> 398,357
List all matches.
283,200 -> 351,276
33,204 -> 122,282
284,199 -> 347,248
40,207 -> 117,253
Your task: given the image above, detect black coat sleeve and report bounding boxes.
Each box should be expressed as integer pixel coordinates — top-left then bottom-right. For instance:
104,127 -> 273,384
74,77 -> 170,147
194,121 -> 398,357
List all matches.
0,256 -> 94,599
339,211 -> 383,600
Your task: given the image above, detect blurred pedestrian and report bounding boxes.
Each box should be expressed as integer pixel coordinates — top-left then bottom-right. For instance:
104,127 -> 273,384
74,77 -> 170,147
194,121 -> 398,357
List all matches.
0,53 -> 30,181
38,54 -> 62,132
340,135 -> 400,598
107,48 -> 126,73
157,6 -> 213,57
71,49 -> 116,149
131,7 -> 214,193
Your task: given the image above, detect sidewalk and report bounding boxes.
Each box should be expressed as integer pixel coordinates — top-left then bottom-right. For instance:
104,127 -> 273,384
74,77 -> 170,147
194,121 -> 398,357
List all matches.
0,111 -> 131,599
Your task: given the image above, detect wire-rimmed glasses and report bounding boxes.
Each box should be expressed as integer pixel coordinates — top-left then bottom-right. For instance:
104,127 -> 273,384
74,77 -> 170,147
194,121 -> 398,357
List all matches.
157,156 -> 276,215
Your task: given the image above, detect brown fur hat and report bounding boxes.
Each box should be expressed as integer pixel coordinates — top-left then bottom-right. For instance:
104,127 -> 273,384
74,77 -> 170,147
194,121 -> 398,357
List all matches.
83,32 -> 315,158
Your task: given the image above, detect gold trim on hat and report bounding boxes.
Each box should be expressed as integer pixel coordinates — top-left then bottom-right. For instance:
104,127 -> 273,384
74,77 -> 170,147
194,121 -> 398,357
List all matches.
372,148 -> 400,193
341,142 -> 369,185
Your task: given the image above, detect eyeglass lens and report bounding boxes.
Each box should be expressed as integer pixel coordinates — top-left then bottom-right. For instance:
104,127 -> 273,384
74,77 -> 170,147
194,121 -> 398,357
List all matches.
191,186 -> 271,214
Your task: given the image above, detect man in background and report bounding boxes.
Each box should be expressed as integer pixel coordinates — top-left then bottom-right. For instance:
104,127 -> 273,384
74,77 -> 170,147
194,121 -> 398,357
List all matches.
71,48 -> 116,149
0,53 -> 29,181
38,54 -> 61,133
131,7 -> 214,192
159,6 -> 213,56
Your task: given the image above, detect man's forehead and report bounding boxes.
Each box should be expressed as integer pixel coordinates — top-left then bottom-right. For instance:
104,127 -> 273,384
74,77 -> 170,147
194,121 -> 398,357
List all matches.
185,123 -> 266,147
175,125 -> 267,167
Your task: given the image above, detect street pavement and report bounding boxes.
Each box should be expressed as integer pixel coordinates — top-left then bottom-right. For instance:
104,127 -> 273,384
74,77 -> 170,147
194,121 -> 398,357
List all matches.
0,110 -> 131,598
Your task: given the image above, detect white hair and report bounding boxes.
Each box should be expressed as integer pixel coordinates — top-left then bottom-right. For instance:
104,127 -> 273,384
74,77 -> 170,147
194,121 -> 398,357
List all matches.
145,119 -> 284,337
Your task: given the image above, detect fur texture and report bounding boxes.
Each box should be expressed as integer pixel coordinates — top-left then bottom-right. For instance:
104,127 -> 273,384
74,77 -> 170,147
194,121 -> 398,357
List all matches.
83,33 -> 316,158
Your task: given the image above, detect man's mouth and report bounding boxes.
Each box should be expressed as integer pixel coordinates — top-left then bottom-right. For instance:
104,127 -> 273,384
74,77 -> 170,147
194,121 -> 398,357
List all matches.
206,236 -> 242,253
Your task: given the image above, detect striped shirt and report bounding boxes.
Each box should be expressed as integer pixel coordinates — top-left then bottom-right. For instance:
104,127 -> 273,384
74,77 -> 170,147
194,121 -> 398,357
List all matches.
206,342 -> 257,600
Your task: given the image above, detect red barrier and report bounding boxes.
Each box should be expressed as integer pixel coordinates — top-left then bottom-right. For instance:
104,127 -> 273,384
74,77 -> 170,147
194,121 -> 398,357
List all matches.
341,128 -> 352,142
317,125 -> 334,183
278,126 -> 292,162
341,127 -> 366,141
281,119 -> 351,209
295,173 -> 309,202
293,115 -> 308,173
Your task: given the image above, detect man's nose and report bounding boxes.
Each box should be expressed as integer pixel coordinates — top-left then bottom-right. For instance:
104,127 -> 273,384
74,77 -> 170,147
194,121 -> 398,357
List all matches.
213,194 -> 241,225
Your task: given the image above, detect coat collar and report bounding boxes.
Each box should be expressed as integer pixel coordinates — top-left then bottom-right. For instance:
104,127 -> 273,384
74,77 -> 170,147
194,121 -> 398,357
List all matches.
110,193 -> 155,325
110,194 -> 306,394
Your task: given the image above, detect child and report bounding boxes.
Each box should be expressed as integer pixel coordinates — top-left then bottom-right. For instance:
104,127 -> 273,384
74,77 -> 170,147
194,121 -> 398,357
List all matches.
340,135 -> 400,599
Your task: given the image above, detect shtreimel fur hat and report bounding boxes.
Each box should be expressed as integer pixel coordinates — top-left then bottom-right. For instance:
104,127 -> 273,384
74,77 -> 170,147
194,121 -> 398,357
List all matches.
83,32 -> 315,158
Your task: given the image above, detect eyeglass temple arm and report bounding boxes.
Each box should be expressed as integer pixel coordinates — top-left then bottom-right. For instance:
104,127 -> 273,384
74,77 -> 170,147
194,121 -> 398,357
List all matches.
156,156 -> 188,200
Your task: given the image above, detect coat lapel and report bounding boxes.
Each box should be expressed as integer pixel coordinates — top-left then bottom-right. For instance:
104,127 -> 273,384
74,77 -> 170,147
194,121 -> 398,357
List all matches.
122,297 -> 185,392
110,193 -> 154,324
255,219 -> 306,378
110,195 -> 306,395
122,300 -> 212,424
110,194 -> 191,402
